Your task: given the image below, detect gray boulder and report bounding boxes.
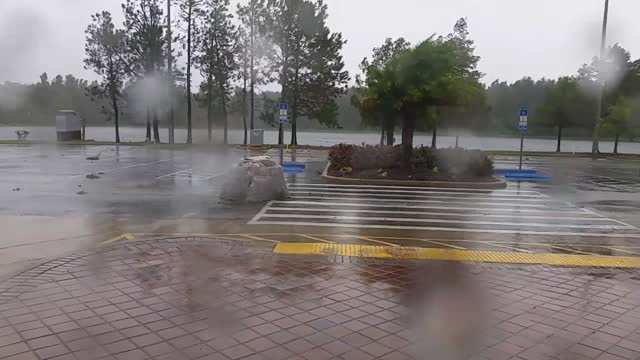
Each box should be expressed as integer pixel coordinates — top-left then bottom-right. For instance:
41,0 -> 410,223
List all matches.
220,156 -> 288,203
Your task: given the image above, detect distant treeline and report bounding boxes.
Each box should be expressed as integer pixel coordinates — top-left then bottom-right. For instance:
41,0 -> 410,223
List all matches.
1,71 -> 637,140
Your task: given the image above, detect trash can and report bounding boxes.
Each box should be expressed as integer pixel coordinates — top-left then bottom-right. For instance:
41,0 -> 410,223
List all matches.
250,129 -> 264,145
56,110 -> 82,141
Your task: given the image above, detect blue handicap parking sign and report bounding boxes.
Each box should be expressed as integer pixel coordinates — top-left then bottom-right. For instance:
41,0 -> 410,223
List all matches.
520,109 -> 528,117
279,103 -> 288,111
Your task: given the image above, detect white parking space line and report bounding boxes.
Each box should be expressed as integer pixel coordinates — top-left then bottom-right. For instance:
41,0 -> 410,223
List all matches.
156,169 -> 193,180
265,207 -> 611,221
293,196 -> 556,208
289,190 -> 552,202
269,201 -> 591,214
249,220 -> 640,238
287,182 -> 546,195
250,182 -> 639,239
258,213 -> 632,230
287,186 -> 549,198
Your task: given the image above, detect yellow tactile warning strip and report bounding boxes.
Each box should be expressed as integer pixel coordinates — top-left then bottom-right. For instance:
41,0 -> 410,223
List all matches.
273,243 -> 640,268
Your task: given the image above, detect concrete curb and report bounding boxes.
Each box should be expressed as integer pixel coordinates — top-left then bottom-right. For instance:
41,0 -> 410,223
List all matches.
321,161 -> 508,189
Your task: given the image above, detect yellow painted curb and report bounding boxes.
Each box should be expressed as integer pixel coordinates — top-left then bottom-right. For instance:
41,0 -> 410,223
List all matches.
273,243 -> 640,268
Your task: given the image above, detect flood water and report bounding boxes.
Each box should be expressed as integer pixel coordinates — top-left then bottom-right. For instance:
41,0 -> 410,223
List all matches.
2,125 -> 639,153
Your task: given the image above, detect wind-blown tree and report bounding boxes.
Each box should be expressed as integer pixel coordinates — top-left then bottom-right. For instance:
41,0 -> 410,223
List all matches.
397,25 -> 482,163
536,77 -> 586,152
178,0 -> 201,144
603,97 -> 634,154
196,0 -> 236,144
426,18 -> 483,148
582,44 -> 633,153
122,0 -> 167,143
353,38 -> 411,145
486,77 -> 552,132
84,11 -> 129,143
264,0 -> 349,145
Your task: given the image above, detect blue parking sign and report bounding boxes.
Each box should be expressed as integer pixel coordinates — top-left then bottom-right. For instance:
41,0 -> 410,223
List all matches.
520,109 -> 528,117
279,103 -> 288,111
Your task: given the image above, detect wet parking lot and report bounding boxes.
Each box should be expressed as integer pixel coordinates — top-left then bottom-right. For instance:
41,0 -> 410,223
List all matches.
2,144 -> 640,275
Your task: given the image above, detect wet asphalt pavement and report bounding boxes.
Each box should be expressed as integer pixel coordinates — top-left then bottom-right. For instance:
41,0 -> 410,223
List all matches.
2,144 -> 640,277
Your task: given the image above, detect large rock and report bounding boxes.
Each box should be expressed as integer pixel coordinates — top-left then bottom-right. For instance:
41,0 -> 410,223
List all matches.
220,156 -> 288,203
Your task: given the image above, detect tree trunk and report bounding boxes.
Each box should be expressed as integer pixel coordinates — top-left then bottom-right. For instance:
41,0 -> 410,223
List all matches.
290,70 -> 299,146
243,77 -> 248,145
186,7 -> 193,145
153,112 -> 160,143
556,126 -> 562,153
386,124 -> 395,145
401,114 -> 415,168
614,133 -> 620,154
112,94 -> 120,143
145,108 -> 151,142
219,84 -> 228,145
379,127 -> 385,146
431,127 -> 437,149
207,75 -> 213,143
291,99 -> 298,146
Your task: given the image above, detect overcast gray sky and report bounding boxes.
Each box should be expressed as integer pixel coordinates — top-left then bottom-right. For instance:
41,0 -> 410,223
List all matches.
1,0 -> 639,87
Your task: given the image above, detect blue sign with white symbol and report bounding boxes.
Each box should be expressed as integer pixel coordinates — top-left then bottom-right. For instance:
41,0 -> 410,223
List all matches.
279,103 -> 288,111
518,123 -> 528,130
520,109 -> 528,117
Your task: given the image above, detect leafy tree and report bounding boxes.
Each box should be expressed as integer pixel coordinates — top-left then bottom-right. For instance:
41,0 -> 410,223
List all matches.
582,44 -> 632,153
353,38 -> 411,145
536,77 -> 587,152
122,0 -> 167,143
258,93 -> 278,127
486,77 -> 551,133
263,0 -> 349,145
195,0 -> 236,144
602,97 -> 634,154
377,19 -> 482,164
84,11 -> 129,143
178,0 -> 202,144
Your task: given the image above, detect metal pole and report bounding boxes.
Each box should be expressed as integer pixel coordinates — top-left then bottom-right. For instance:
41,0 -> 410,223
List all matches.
279,124 -> 284,165
167,0 -> 175,144
592,0 -> 609,154
250,0 -> 255,131
519,129 -> 524,171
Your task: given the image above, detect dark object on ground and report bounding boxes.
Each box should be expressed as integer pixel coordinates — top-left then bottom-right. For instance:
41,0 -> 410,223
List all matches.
12,188 -> 22,192
86,173 -> 100,179
15,130 -> 29,141
76,191 -> 87,195
86,152 -> 101,160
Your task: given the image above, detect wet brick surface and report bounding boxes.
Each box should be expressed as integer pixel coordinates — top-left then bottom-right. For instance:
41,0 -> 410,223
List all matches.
0,238 -> 639,359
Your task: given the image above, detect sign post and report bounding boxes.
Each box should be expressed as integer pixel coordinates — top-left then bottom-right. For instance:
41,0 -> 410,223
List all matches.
518,109 -> 528,171
279,103 -> 288,164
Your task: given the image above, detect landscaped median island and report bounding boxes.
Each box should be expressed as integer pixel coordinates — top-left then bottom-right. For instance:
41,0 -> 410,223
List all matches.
326,143 -> 506,188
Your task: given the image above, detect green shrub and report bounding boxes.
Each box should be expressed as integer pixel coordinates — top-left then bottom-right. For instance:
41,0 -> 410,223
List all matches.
329,143 -> 494,178
413,146 -> 436,169
435,148 -> 494,177
328,144 -> 355,169
351,145 -> 402,170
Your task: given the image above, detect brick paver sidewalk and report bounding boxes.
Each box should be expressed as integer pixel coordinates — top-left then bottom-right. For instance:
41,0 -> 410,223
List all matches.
0,238 -> 639,359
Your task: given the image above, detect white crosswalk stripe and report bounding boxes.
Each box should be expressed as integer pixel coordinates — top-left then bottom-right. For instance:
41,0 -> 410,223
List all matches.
249,183 -> 640,238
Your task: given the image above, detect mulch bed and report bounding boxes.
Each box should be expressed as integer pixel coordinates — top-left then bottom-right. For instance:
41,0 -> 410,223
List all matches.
328,167 -> 496,183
